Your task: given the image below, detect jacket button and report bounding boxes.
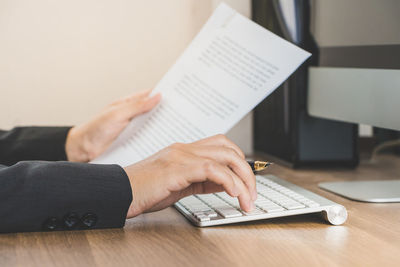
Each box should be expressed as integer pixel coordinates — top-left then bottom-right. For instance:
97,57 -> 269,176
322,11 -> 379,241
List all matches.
43,217 -> 59,231
63,212 -> 80,229
81,213 -> 97,228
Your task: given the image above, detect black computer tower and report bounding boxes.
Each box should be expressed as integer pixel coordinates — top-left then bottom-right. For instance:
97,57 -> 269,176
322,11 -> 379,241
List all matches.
252,0 -> 359,168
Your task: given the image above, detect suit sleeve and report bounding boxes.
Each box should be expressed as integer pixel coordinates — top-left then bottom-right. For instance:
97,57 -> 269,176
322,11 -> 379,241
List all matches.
0,127 -> 71,165
0,161 -> 132,233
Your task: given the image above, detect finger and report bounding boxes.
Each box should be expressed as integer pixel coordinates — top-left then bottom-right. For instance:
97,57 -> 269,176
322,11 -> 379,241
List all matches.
187,159 -> 239,198
110,89 -> 152,107
193,134 -> 245,159
222,166 -> 253,212
180,182 -> 224,198
235,176 -> 254,212
187,158 -> 253,212
133,93 -> 161,115
124,93 -> 161,120
184,145 -> 257,201
126,89 -> 152,100
198,182 -> 224,194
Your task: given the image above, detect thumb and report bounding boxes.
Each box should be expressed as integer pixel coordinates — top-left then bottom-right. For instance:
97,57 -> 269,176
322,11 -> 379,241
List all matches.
125,93 -> 162,120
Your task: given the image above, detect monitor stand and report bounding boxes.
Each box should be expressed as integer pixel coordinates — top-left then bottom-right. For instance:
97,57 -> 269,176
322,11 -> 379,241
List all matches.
319,180 -> 400,202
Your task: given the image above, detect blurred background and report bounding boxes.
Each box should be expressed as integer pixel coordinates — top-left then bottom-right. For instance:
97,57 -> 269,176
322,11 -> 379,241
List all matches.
0,0 -> 253,154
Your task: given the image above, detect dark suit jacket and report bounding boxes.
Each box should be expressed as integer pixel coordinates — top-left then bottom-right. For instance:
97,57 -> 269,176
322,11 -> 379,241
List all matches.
0,127 -> 132,233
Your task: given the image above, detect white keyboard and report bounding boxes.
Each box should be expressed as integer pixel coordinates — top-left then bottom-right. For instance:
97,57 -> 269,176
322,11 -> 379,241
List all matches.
174,175 -> 347,227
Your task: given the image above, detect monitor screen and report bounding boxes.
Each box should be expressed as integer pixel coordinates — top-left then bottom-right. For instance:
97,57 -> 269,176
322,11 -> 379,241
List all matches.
307,0 -> 400,131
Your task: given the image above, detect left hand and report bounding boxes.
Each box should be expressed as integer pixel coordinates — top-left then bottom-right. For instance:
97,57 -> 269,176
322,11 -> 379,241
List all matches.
65,90 -> 161,162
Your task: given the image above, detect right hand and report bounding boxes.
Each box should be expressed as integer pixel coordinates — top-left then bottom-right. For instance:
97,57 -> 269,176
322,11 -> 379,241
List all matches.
66,89 -> 161,162
123,134 -> 257,218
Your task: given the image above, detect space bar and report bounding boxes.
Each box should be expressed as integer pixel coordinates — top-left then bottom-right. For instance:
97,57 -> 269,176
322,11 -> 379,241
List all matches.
215,207 -> 242,218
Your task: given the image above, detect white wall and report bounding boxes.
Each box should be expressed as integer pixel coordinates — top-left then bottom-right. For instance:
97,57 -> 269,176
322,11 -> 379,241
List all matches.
0,0 -> 253,154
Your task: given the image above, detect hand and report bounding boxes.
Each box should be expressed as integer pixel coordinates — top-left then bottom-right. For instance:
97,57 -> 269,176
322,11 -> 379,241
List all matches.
65,90 -> 161,162
123,134 -> 257,218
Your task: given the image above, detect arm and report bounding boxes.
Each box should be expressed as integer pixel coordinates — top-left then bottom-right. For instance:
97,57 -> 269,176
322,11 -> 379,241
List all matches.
0,90 -> 162,165
0,127 -> 71,166
0,161 -> 132,233
0,134 -> 256,233
0,90 -> 161,233
0,91 -> 256,233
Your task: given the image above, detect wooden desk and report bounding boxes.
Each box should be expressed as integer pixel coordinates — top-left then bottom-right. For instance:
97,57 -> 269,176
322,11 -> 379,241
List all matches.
1,155 -> 400,266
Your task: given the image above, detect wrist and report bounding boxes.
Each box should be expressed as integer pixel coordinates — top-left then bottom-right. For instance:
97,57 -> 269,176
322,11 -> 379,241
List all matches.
124,166 -> 143,218
65,127 -> 91,162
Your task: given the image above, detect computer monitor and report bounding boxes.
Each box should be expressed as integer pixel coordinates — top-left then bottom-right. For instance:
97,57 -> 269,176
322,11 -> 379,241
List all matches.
305,0 -> 400,202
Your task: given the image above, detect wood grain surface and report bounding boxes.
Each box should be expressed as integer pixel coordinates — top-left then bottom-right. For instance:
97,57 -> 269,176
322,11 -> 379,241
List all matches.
1,155 -> 400,267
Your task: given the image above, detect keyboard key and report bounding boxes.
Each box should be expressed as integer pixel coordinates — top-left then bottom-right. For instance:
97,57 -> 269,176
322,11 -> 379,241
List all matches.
256,200 -> 284,211
305,202 -> 320,208
197,194 -> 230,209
204,210 -> 218,218
254,195 -> 271,204
282,203 -> 306,210
179,196 -> 205,206
261,206 -> 285,212
195,214 -> 211,222
188,205 -> 211,212
243,207 -> 264,216
193,211 -> 210,216
215,207 -> 243,218
216,192 -> 240,208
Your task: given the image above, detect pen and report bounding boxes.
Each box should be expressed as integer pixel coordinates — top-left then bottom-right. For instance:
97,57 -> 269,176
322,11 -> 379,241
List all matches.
247,160 -> 273,172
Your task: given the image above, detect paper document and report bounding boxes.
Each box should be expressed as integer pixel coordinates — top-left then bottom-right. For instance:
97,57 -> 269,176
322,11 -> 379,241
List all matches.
92,3 -> 311,166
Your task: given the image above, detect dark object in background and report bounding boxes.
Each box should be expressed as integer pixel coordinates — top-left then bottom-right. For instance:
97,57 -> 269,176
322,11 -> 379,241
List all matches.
252,0 -> 358,168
